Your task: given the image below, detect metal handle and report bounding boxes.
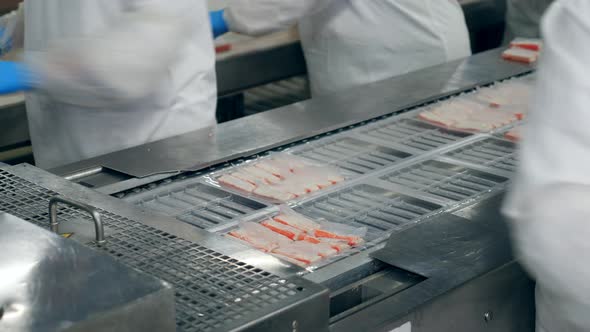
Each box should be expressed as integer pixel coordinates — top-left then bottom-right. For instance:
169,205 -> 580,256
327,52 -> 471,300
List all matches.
49,196 -> 106,246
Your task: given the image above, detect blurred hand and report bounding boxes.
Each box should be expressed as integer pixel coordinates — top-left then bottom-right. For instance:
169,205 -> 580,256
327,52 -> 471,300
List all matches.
209,10 -> 229,38
0,61 -> 35,94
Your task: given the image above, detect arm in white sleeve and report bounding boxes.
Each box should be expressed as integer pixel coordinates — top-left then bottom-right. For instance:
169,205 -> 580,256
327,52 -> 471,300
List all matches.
225,0 -> 332,36
504,0 -> 590,318
0,3 -> 24,53
26,0 -> 197,108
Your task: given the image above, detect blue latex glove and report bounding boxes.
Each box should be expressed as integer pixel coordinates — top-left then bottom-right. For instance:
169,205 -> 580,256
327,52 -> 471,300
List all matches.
209,10 -> 229,38
0,61 -> 35,94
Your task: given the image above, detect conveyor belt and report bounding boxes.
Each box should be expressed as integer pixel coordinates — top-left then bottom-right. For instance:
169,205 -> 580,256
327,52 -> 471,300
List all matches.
131,181 -> 266,230
295,184 -> 442,245
443,137 -> 517,174
291,136 -> 412,176
360,118 -> 472,153
121,75 -> 529,257
380,160 -> 508,203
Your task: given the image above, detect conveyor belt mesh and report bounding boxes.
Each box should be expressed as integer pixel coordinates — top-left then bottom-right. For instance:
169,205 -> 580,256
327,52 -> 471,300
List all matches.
381,160 -> 508,202
296,184 -> 441,243
444,138 -> 517,173
130,182 -> 266,230
292,137 -> 412,175
361,118 -> 471,152
0,168 -> 314,332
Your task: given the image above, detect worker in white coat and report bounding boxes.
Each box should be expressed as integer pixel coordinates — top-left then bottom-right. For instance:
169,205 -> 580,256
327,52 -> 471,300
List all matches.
503,0 -> 590,331
504,0 -> 554,42
210,0 -> 471,97
0,1 -> 217,169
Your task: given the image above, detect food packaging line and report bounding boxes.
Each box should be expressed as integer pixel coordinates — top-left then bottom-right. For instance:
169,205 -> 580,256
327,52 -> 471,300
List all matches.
0,48 -> 535,332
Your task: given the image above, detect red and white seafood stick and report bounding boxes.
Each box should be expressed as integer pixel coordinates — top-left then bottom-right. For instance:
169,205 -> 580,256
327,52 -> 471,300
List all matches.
320,238 -> 351,253
253,185 -> 296,202
505,126 -> 522,142
231,171 -> 261,186
242,166 -> 281,184
261,219 -> 307,240
228,222 -> 291,252
218,174 -> 257,193
273,210 -> 320,233
254,160 -> 289,179
502,47 -> 538,64
509,38 -> 543,51
313,220 -> 367,247
273,180 -> 308,197
272,242 -> 332,265
272,155 -> 309,172
314,229 -> 365,247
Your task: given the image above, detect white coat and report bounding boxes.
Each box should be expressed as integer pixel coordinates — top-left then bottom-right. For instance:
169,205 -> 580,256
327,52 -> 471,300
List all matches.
2,0 -> 217,169
503,0 -> 590,331
504,0 -> 554,42
225,0 -> 471,97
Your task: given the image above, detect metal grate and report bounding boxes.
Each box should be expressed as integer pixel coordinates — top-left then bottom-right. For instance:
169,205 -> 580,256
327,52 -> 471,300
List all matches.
296,184 -> 441,244
361,118 -> 471,152
381,160 -> 508,202
443,138 -> 517,173
90,232 -> 303,332
130,182 -> 266,230
292,137 -> 412,175
0,168 -> 314,332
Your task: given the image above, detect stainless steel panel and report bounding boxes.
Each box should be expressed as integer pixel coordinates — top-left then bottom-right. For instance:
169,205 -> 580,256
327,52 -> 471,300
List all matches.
331,262 -> 534,332
0,212 -> 176,332
329,192 -> 533,332
0,164 -> 330,332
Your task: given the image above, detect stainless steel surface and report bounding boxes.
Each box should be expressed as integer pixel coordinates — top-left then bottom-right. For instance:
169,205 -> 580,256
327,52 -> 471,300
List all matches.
0,212 -> 176,332
51,48 -> 534,183
0,164 -> 330,332
63,166 -> 104,181
333,262 -> 534,332
328,192 -> 534,332
49,196 -> 106,246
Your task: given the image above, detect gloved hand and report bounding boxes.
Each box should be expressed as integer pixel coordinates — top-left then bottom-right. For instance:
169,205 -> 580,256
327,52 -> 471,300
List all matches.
209,10 -> 229,38
0,61 -> 36,94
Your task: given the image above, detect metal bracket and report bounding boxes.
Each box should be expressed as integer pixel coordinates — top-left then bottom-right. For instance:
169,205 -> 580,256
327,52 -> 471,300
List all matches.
49,196 -> 106,246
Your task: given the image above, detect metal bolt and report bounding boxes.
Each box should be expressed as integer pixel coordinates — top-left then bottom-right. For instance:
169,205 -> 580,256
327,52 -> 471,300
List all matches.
484,311 -> 493,323
292,320 -> 298,332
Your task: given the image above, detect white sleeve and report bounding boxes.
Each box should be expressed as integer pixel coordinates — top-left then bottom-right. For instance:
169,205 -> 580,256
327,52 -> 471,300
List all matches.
225,0 -> 332,36
511,185 -> 590,307
26,0 -> 199,108
504,0 -> 590,307
0,3 -> 24,52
